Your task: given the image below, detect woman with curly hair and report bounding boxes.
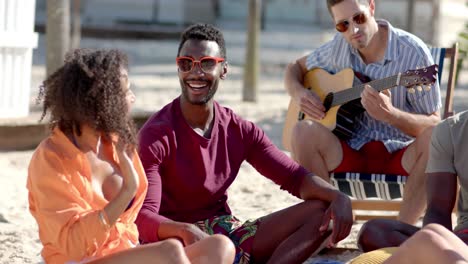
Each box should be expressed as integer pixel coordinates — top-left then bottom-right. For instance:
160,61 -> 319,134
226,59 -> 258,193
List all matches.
27,48 -> 235,264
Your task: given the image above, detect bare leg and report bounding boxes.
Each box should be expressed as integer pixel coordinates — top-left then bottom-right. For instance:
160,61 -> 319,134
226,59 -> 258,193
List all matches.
384,224 -> 468,264
357,219 -> 420,252
250,200 -> 332,264
184,234 -> 236,264
89,235 -> 235,264
89,239 -> 190,264
400,127 -> 434,224
290,120 -> 342,182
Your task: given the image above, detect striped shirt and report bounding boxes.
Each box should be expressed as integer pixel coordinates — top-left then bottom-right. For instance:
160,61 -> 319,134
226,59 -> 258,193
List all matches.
305,20 -> 441,152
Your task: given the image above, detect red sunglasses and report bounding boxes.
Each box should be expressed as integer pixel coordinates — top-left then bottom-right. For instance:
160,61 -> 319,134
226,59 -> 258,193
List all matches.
176,56 -> 225,73
335,12 -> 367,32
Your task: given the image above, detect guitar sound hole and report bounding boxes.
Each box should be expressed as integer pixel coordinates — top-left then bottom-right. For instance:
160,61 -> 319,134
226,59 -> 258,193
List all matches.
333,99 -> 365,140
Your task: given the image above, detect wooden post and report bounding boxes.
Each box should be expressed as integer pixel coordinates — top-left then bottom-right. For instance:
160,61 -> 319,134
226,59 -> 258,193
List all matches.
70,0 -> 81,50
46,0 -> 70,77
430,0 -> 440,46
243,0 -> 261,102
261,0 -> 266,31
152,0 -> 159,21
406,0 -> 415,33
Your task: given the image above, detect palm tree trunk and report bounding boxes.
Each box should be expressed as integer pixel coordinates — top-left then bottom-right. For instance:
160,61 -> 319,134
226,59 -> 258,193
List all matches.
406,0 -> 415,33
70,0 -> 81,50
243,0 -> 261,102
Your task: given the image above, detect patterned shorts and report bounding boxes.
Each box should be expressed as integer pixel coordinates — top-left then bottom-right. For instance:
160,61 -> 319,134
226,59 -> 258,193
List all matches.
194,215 -> 261,264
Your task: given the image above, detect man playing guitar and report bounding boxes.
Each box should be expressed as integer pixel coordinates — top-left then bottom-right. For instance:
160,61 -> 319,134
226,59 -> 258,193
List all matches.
283,0 -> 441,225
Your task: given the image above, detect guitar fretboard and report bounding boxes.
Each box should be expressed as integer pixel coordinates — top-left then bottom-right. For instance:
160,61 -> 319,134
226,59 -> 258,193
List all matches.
331,75 -> 399,107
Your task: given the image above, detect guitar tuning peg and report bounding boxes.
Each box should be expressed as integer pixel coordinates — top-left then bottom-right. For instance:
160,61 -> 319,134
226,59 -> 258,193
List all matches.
424,85 -> 431,91
416,85 -> 423,92
408,87 -> 416,94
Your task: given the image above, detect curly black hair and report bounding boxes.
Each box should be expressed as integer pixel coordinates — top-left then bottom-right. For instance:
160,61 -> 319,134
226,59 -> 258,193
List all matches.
177,23 -> 227,59
37,48 -> 137,150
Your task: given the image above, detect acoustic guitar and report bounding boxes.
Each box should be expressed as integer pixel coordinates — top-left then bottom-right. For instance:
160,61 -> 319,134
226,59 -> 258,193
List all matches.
282,65 -> 438,151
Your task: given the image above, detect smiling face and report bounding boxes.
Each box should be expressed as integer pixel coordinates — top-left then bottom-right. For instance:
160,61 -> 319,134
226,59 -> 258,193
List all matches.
331,0 -> 376,50
177,39 -> 227,106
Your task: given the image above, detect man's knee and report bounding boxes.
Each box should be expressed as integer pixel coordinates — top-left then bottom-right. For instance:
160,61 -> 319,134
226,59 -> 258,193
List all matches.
157,239 -> 187,262
422,223 -> 451,238
291,121 -> 331,145
357,219 -> 393,252
292,121 -> 316,142
404,224 -> 443,251
205,234 -> 236,259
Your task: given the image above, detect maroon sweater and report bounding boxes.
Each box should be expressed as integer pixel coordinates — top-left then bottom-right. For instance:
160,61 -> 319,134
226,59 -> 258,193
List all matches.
136,97 -> 308,243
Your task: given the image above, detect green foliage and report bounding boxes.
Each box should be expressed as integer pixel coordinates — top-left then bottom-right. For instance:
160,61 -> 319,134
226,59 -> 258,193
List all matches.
459,3 -> 468,57
458,24 -> 468,58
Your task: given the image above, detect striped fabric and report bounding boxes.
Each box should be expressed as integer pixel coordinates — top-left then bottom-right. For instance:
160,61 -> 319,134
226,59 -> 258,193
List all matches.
329,48 -> 447,200
305,20 -> 442,153
331,172 -> 407,200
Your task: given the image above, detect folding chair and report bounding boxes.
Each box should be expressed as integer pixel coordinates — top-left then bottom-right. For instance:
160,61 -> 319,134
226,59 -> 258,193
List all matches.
330,42 -> 460,220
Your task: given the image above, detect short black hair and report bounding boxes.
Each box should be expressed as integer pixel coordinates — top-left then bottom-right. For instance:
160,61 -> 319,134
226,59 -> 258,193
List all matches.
177,23 -> 226,59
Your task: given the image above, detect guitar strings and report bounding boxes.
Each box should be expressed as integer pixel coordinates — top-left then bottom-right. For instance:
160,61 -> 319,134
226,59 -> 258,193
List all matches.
331,75 -> 399,107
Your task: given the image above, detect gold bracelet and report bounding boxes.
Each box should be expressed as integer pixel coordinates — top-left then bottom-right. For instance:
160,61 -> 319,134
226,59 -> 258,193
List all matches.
98,210 -> 110,229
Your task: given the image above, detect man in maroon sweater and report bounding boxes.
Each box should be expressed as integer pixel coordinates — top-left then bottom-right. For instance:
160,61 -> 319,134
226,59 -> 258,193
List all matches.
136,23 -> 353,264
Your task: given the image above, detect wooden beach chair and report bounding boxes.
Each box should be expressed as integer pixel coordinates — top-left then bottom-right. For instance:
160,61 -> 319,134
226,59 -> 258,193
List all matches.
330,43 -> 459,220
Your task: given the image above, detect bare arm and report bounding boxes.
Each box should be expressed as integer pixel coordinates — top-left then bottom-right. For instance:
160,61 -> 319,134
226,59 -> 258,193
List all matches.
299,173 -> 342,202
361,85 -> 440,137
103,149 -> 138,225
387,110 -> 440,137
158,221 -> 208,246
299,174 -> 353,243
423,172 -> 458,229
284,56 -> 308,100
284,56 -> 326,119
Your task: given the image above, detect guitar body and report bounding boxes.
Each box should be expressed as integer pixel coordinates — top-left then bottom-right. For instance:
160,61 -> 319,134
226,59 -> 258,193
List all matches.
282,64 -> 439,151
282,68 -> 355,151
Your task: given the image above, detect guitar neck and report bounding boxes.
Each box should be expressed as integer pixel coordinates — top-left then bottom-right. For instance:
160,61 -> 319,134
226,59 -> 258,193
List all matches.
331,74 -> 400,107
